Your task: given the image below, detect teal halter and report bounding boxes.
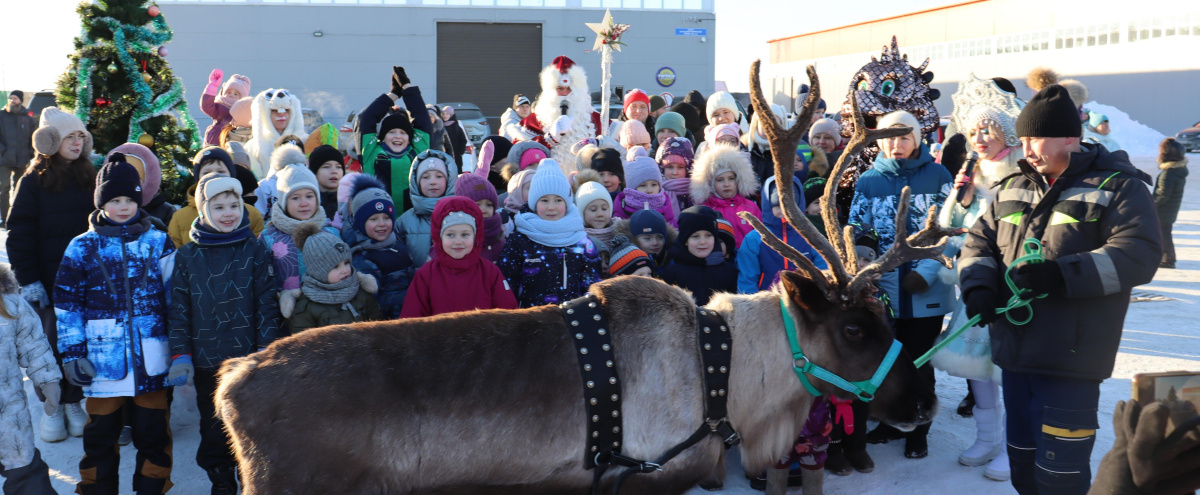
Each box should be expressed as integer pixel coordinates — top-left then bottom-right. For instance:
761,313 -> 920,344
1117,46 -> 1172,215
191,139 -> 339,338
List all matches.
780,299 -> 902,402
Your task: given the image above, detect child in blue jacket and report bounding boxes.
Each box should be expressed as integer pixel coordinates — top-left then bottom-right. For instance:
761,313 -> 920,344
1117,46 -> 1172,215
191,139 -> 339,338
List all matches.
736,175 -> 826,293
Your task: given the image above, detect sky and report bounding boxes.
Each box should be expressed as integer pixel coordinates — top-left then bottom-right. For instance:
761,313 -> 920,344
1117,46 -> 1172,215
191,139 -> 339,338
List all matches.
0,0 -> 954,93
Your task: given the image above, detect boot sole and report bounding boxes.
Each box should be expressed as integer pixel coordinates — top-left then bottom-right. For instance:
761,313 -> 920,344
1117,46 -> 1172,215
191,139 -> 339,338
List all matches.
984,469 -> 1011,481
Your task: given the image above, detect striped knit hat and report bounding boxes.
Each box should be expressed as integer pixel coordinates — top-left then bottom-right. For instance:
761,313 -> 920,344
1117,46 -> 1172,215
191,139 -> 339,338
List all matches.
608,235 -> 653,277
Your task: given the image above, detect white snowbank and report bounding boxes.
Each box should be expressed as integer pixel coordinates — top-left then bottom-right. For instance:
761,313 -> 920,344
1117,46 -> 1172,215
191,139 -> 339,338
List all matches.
1085,101 -> 1167,158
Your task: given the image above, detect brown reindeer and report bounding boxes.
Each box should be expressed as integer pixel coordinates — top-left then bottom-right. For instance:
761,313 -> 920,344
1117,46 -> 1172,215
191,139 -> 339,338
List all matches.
214,61 -> 957,495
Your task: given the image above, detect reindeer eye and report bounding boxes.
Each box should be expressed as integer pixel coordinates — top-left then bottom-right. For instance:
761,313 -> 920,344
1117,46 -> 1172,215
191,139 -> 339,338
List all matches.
844,324 -> 863,340
880,80 -> 896,97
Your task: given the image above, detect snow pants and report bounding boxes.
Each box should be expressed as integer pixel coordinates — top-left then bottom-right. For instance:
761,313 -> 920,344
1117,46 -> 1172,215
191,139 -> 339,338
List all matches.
77,390 -> 172,495
1002,370 -> 1100,495
193,367 -> 237,473
0,449 -> 54,495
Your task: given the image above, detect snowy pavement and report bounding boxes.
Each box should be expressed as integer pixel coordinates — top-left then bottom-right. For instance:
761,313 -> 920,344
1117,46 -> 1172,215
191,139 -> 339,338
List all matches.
13,156 -> 1200,494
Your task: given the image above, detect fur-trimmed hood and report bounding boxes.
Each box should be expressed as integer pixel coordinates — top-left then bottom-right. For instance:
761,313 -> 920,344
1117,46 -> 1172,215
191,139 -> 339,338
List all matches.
809,146 -> 830,179
278,272 -> 378,318
0,263 -> 18,296
690,144 -> 759,204
1160,159 -> 1188,170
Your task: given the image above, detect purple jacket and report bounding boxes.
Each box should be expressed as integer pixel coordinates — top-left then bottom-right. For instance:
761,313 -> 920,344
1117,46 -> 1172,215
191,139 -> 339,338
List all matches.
201,93 -> 232,146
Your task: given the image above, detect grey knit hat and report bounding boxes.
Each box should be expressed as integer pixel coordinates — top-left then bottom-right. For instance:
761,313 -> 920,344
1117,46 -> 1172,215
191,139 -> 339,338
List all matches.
439,210 -> 476,233
275,162 -> 320,202
294,223 -> 351,281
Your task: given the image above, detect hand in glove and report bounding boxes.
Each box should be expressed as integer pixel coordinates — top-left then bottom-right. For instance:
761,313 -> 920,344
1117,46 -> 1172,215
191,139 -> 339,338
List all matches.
20,281 -> 50,309
1089,400 -> 1200,495
963,287 -> 1000,326
167,355 -> 194,387
64,358 -> 95,387
390,66 -> 410,95
902,271 -> 930,293
205,68 -> 225,96
475,139 -> 495,177
40,381 -> 61,415
1011,260 -> 1064,296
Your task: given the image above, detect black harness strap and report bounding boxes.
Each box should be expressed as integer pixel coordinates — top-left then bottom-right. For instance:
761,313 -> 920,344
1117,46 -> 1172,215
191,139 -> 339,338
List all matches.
561,296 -> 739,495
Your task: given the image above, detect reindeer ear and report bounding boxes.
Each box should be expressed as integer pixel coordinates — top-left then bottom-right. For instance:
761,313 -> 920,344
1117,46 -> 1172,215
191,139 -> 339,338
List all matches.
780,270 -> 831,315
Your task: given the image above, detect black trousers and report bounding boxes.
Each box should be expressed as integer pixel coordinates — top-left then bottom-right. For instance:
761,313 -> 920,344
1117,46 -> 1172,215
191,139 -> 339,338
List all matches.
193,368 -> 237,473
892,315 -> 944,441
1160,219 -> 1176,264
77,390 -> 172,495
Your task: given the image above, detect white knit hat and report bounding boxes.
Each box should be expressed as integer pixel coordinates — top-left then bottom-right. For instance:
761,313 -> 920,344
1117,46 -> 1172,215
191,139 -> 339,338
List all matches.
574,180 -> 611,212
196,174 -> 244,223
32,107 -> 92,156
274,163 -> 320,202
877,110 -> 922,145
706,91 -> 740,121
527,159 -> 571,206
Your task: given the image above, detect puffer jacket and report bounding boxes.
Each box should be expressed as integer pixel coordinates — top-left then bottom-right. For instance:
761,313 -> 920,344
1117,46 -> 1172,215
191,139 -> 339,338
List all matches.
690,144 -> 762,247
848,145 -> 954,319
496,229 -> 604,308
6,170 -> 94,294
397,150 -> 459,266
0,105 -> 35,169
53,212 -> 175,398
736,176 -> 826,293
279,274 -> 383,334
168,183 -> 264,248
0,264 -> 61,470
259,220 -> 339,291
1154,159 -> 1188,225
350,231 -> 415,319
169,219 -> 281,370
959,143 -> 1162,380
360,88 -> 434,209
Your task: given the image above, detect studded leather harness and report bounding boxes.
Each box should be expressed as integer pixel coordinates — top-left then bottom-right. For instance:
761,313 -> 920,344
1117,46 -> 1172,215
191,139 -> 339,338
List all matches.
560,293 -> 740,495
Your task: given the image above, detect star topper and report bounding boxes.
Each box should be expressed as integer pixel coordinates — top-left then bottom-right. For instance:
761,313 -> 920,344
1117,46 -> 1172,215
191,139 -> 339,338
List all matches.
586,9 -> 630,52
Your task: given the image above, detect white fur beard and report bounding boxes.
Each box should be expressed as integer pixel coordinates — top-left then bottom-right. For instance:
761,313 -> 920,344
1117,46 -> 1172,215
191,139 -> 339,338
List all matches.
534,91 -> 595,145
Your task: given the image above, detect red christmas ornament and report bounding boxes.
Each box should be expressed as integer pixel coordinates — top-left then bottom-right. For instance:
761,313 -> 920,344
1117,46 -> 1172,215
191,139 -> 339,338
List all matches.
95,97 -> 111,107
148,5 -> 160,17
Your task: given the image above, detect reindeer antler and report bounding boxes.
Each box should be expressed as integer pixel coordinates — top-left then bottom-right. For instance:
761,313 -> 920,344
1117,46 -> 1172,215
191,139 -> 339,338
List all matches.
846,187 -> 961,298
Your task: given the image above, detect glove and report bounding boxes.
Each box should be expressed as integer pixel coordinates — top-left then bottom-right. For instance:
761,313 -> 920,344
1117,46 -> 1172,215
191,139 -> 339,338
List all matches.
167,355 -> 194,387
20,282 -> 49,309
209,68 -> 224,84
390,66 -> 410,95
902,271 -> 930,293
64,358 -> 95,387
963,287 -> 1000,326
40,381 -> 61,416
1126,401 -> 1200,494
1011,260 -> 1064,296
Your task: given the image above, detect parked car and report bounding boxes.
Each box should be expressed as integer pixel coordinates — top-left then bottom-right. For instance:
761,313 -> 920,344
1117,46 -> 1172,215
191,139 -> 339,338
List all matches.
28,91 -> 56,121
437,102 -> 489,148
1176,121 -> 1200,152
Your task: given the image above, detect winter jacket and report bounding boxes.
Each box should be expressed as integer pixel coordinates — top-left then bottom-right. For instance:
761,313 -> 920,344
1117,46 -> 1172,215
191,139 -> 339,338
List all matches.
613,189 -> 677,227
848,145 -> 954,319
660,247 -> 738,305
445,118 -> 469,167
691,144 -> 762,247
0,105 -> 35,169
280,274 -> 383,334
496,229 -> 604,308
168,183 -> 264,248
259,221 -> 339,291
959,143 -> 1162,381
397,150 -> 459,266
200,92 -> 232,146
144,193 -> 179,228
1154,159 -> 1188,225
6,170 -> 94,293
53,212 -> 175,398
360,88 -> 434,208
169,220 -> 281,370
499,108 -> 528,142
612,217 -> 678,271
350,232 -> 415,319
737,176 -> 827,293
0,264 -> 61,470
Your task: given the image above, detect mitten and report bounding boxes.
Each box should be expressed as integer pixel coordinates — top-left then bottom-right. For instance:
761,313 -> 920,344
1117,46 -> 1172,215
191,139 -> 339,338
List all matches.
205,68 -> 224,96
1127,401 -> 1200,494
1011,260 -> 1064,296
20,281 -> 49,309
1088,400 -> 1138,495
902,271 -> 929,293
64,358 -> 95,387
391,66 -> 410,95
40,381 -> 61,416
167,355 -> 194,387
475,139 -> 495,177
963,287 -> 999,325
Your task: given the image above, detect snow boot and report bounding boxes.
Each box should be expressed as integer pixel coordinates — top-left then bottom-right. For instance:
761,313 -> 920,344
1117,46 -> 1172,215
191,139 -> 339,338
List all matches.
865,423 -> 904,444
984,448 -> 1011,481
824,442 -> 852,476
0,449 -> 56,495
845,448 -> 875,473
40,406 -> 67,443
64,402 -> 88,437
208,466 -> 238,495
118,426 -> 133,446
959,405 -> 1002,466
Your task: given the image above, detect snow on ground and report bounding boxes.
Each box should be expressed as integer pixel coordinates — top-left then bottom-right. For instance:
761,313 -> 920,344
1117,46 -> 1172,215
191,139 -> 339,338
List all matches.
1086,101 -> 1168,158
12,157 -> 1200,494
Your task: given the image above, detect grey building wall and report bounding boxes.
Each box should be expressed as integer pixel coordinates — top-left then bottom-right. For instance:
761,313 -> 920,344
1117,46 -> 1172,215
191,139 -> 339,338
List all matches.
160,3 -> 715,131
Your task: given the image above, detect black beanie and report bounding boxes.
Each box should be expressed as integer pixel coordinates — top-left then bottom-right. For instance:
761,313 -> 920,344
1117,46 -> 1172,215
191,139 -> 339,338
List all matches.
483,136 -> 513,167
234,164 -> 259,203
991,77 -> 1017,95
588,148 -> 625,187
192,146 -> 234,178
379,110 -> 414,143
308,144 -> 344,174
676,206 -> 719,245
9,90 -> 23,102
1016,84 -> 1081,138
95,153 -> 144,208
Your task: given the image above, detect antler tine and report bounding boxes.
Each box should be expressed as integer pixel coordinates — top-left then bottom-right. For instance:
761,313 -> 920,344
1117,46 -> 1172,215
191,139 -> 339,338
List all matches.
740,212 -> 829,290
749,60 -> 849,287
845,187 -> 963,297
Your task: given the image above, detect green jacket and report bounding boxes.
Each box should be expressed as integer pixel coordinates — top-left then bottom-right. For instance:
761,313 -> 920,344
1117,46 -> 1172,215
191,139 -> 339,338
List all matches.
361,128 -> 431,211
280,274 -> 384,334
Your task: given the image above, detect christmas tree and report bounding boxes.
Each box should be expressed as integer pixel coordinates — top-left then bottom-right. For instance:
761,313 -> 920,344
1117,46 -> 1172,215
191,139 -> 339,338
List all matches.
55,0 -> 200,204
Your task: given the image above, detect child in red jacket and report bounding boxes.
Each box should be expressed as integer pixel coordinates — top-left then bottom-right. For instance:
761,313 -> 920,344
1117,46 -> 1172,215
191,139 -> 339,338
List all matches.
401,197 -> 517,317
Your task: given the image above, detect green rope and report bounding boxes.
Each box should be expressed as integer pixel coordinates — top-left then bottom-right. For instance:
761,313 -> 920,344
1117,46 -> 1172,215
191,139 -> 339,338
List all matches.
913,238 -> 1047,368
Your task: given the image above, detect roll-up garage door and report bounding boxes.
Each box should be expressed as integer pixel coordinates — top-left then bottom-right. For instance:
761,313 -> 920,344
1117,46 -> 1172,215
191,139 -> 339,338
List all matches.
437,22 -> 543,134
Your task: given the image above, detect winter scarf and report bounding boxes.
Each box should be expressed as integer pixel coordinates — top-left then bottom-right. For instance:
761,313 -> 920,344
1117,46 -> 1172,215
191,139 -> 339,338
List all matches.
614,188 -> 676,227
189,214 -> 253,246
585,222 -> 616,250
350,230 -> 399,254
514,204 -> 587,247
301,269 -> 361,306
662,177 -> 693,219
268,199 -> 329,236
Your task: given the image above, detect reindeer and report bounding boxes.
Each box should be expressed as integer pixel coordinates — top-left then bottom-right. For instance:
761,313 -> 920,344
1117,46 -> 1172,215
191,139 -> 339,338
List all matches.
214,61 -> 959,495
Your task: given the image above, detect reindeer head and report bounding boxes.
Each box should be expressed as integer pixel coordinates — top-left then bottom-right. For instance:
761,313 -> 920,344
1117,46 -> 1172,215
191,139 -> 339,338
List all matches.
743,61 -> 961,428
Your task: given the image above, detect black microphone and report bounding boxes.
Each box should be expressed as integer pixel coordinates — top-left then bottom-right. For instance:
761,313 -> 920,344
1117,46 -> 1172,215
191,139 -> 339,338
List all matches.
956,151 -> 980,205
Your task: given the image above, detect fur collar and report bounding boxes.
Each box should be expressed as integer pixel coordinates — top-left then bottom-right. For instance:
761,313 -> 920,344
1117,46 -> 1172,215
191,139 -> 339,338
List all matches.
0,264 -> 18,296
690,143 -> 759,204
279,272 -> 378,318
1160,159 -> 1188,170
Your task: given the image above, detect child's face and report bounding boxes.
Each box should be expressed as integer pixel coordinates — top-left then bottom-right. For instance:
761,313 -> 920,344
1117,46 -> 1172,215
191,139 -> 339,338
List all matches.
270,109 -> 290,132
686,230 -> 715,259
711,108 -> 737,125
632,266 -> 652,277
419,170 -> 447,198
384,128 -> 410,151
656,129 -> 679,143
535,194 -> 566,221
207,193 -> 242,233
285,188 -> 318,220
475,199 -> 495,219
661,161 -> 688,180
1096,121 -> 1110,135
364,213 -> 393,242
806,201 -> 821,215
58,131 -> 86,160
714,171 -> 738,199
635,234 -> 664,255
223,88 -> 242,101
327,259 -> 353,284
103,196 -> 138,223
855,246 -> 878,270
583,199 -> 611,229
635,180 -> 661,195
716,135 -> 739,146
599,171 -> 621,193
316,161 -> 343,192
626,102 -> 649,123
441,224 -> 475,260
197,160 -> 229,178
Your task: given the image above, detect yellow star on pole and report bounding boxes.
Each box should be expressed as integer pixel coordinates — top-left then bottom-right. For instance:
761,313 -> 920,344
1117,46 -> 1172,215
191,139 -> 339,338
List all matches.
586,9 -> 630,52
